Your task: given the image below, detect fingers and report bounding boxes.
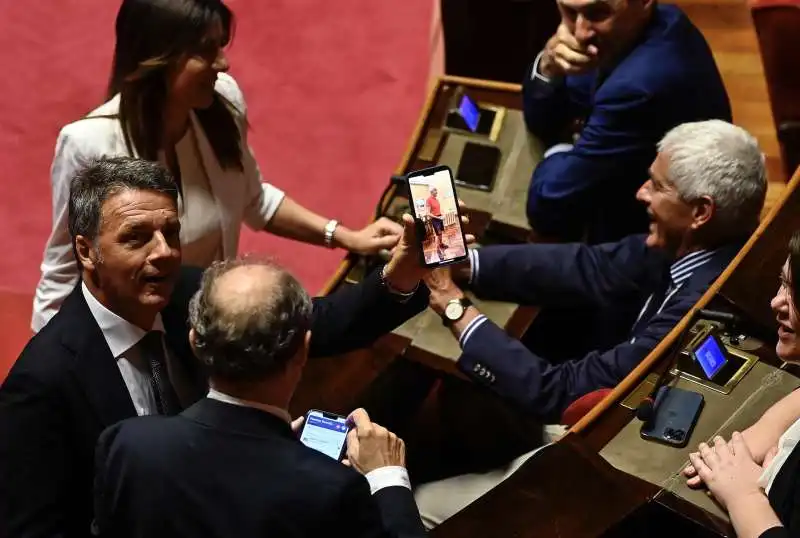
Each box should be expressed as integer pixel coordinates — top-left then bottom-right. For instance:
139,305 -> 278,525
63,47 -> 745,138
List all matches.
375,217 -> 403,235
713,435 -> 730,456
553,42 -> 595,67
730,431 -> 752,460
681,463 -> 697,478
686,475 -> 704,488
689,451 -> 712,480
372,234 -> 401,251
464,234 -> 476,245
291,416 -> 305,434
698,442 -> 719,468
347,408 -> 372,431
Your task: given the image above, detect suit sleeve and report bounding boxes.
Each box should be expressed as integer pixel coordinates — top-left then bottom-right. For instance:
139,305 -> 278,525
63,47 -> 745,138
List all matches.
336,475 -> 426,538
309,270 -> 428,358
94,424 -> 122,537
457,296 -> 688,421
32,129 -> 85,332
526,88 -> 656,240
522,61 -> 575,146
472,236 -> 657,310
0,366 -> 73,538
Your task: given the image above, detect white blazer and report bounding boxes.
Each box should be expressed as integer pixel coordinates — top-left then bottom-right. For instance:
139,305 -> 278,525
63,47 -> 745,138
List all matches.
32,73 -> 286,332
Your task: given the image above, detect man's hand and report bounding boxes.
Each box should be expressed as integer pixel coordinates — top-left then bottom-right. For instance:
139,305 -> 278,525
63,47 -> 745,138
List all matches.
345,408 -> 406,475
425,267 -> 466,315
291,416 -> 305,435
383,203 -> 474,293
539,23 -> 599,78
688,433 -> 766,510
339,217 -> 403,255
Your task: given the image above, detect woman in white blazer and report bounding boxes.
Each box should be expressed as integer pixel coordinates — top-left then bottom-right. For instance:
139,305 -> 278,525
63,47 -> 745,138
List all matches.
33,0 -> 402,332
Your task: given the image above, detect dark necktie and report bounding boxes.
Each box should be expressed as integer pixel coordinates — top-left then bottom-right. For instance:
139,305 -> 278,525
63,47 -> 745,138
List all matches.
139,331 -> 181,415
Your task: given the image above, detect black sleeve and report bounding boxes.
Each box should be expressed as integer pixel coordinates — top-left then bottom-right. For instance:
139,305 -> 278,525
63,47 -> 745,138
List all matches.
0,364 -> 73,538
308,269 -> 429,358
759,527 -> 787,538
336,475 -> 426,538
93,424 -> 122,538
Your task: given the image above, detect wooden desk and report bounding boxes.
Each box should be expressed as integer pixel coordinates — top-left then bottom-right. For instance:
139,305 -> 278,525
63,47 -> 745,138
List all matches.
314,76 -> 542,377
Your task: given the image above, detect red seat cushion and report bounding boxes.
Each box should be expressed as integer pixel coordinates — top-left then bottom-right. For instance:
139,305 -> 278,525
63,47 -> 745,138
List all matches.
560,389 -> 613,427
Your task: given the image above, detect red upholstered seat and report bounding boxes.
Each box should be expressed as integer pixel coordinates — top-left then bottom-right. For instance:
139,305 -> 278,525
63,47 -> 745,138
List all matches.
749,0 -> 800,178
560,389 -> 613,427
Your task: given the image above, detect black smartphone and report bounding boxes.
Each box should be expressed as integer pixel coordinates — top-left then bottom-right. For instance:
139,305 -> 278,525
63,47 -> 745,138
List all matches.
406,165 -> 469,268
640,386 -> 704,448
299,409 -> 350,461
456,142 -> 501,191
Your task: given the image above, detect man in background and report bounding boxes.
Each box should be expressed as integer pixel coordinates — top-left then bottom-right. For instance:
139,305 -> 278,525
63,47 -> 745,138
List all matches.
524,0 -> 731,244
94,259 -> 426,537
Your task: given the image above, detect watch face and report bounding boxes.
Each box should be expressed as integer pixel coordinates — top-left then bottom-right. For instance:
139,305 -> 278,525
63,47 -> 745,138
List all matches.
444,301 -> 464,321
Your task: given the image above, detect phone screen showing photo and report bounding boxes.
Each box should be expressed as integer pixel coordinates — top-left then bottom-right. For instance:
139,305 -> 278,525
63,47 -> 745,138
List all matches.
408,167 -> 468,266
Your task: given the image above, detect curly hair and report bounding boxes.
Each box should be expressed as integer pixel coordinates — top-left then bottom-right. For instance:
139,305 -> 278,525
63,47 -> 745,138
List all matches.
188,258 -> 312,382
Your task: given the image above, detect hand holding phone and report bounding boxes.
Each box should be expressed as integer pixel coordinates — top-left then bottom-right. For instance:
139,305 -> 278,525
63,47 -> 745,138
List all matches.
344,408 -> 406,475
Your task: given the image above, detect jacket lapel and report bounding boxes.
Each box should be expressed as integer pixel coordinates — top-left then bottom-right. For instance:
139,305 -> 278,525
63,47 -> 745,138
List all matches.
60,287 -> 137,427
188,111 -> 238,258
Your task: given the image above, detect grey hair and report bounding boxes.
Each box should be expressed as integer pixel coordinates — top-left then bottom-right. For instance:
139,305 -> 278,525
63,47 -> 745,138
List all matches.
658,120 -> 767,241
68,157 -> 179,245
188,257 -> 313,382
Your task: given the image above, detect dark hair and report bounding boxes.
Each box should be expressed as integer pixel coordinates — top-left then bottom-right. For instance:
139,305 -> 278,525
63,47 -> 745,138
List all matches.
108,0 -> 243,170
788,231 -> 800,304
188,258 -> 313,382
68,157 -> 178,248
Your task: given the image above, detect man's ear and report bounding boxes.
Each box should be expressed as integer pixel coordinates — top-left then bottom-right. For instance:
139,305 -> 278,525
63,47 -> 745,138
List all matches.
299,331 -> 311,368
691,196 -> 715,230
74,235 -> 98,271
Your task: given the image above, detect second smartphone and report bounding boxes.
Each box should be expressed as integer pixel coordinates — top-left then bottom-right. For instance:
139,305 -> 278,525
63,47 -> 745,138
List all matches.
406,165 -> 469,268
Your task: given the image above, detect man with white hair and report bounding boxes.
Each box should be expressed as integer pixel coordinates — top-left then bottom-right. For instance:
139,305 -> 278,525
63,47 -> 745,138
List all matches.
413,120 -> 767,527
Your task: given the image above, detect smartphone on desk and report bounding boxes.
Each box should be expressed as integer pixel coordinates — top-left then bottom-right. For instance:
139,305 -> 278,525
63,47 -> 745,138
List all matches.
640,386 -> 704,448
299,410 -> 350,461
406,165 -> 469,268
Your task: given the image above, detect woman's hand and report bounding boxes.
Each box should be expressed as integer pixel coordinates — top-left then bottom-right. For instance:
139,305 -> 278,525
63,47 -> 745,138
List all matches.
688,432 -> 765,510
339,217 -> 403,255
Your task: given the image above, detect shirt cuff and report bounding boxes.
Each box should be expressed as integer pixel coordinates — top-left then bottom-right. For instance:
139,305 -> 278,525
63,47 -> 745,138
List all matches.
543,143 -> 574,159
468,248 -> 480,285
531,50 -> 553,84
364,466 -> 411,495
459,314 -> 488,348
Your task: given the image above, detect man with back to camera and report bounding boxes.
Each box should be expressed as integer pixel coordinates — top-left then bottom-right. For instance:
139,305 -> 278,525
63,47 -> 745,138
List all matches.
524,0 -> 731,244
411,120 -> 767,527
93,258 -> 426,537
0,157 -> 440,538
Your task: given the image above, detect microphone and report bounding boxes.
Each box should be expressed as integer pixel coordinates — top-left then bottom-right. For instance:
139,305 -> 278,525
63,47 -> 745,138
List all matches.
697,309 -> 741,330
635,373 -> 668,422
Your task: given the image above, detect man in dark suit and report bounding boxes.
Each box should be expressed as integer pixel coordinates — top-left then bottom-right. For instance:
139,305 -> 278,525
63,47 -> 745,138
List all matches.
0,157 -> 434,538
94,258 -> 426,537
412,120 -> 768,527
524,0 -> 731,244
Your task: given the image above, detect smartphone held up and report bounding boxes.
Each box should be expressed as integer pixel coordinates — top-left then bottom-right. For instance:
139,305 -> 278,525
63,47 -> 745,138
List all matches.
405,165 -> 469,268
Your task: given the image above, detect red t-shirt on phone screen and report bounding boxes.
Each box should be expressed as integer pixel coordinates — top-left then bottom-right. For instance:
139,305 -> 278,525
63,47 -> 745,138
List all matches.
426,196 -> 442,217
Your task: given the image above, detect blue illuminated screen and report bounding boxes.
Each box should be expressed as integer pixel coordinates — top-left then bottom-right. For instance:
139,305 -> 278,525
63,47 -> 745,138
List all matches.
458,95 -> 480,132
300,412 -> 349,460
693,334 -> 728,380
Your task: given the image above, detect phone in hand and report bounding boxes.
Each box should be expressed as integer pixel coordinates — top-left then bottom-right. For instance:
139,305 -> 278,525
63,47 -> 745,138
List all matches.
299,410 -> 350,461
406,165 -> 469,268
640,386 -> 704,448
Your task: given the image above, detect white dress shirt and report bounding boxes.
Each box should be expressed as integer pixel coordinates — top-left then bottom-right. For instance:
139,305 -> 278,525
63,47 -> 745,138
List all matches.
82,283 -> 165,416
206,389 -> 411,495
759,416 -> 800,494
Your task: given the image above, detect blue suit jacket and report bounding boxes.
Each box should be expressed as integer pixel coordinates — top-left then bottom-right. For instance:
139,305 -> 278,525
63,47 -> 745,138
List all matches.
523,4 -> 732,243
457,236 -> 740,421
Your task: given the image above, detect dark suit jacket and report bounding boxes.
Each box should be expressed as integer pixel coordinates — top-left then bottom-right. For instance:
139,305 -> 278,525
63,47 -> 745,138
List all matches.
94,398 -> 425,538
0,267 -> 427,538
760,437 -> 800,538
523,4 -> 732,243
457,235 -> 739,421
